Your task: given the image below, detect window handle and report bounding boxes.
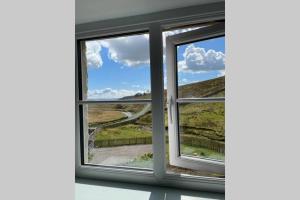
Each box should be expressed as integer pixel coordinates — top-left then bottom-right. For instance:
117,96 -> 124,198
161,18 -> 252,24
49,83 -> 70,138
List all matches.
168,96 -> 173,124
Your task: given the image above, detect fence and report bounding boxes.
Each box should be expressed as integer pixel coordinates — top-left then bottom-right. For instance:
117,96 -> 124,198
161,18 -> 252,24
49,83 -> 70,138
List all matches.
94,136 -> 152,148
94,134 -> 224,154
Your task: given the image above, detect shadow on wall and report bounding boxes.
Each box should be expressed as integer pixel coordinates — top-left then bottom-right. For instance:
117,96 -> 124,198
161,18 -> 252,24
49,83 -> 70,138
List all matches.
75,178 -> 224,200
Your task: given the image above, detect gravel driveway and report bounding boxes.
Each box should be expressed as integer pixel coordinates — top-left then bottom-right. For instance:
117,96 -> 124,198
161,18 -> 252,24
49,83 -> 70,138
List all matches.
89,144 -> 152,166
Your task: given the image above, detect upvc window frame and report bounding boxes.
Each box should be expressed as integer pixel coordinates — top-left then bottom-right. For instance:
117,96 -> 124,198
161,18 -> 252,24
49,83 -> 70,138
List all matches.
77,30 -> 153,168
75,3 -> 225,193
166,22 -> 225,175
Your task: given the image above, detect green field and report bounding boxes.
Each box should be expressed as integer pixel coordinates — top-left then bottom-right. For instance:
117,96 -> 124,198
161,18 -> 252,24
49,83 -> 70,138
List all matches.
95,124 -> 151,141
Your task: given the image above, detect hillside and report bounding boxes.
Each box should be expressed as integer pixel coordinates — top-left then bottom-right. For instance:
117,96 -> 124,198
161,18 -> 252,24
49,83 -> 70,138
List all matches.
90,76 -> 225,164
122,76 -> 225,100
126,76 -> 225,140
178,76 -> 225,98
89,76 -> 225,124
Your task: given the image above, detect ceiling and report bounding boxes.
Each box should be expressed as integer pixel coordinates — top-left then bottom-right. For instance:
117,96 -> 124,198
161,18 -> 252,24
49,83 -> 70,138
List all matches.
76,0 -> 223,25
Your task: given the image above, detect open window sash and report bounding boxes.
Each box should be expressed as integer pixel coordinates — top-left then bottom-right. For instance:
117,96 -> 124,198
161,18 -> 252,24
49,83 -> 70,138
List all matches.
166,22 -> 225,174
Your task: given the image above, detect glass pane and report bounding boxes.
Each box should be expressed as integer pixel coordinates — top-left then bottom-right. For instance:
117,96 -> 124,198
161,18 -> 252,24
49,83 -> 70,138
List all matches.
81,33 -> 151,100
178,102 -> 225,161
163,26 -> 203,91
163,27 -> 225,178
177,36 -> 225,98
82,103 -> 153,169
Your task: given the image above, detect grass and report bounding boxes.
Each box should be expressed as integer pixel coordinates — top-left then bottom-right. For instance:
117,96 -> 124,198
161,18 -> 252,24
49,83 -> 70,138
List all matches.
123,144 -> 224,176
180,144 -> 224,161
121,78 -> 225,140
95,124 -> 152,141
88,110 -> 126,124
135,112 -> 152,125
92,77 -> 225,150
89,77 -> 225,177
119,102 -> 225,141
178,102 -> 225,141
87,104 -> 148,125
179,103 -> 224,129
92,76 -> 225,157
177,76 -> 225,98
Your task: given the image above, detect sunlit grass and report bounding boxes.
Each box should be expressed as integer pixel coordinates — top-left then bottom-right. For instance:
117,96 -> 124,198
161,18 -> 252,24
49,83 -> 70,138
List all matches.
88,110 -> 126,124
180,144 -> 224,161
95,124 -> 151,141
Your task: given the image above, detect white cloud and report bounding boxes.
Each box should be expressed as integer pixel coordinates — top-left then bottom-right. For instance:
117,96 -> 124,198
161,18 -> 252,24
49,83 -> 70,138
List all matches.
85,28 -> 205,69
217,70 -> 225,77
100,34 -> 150,67
87,88 -> 146,99
162,27 -> 201,61
85,41 -> 103,68
178,44 -> 225,73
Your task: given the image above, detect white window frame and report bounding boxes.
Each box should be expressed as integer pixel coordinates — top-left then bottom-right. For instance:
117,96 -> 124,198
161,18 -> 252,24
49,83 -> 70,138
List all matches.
166,22 -> 225,174
78,31 -> 153,168
75,3 -> 225,193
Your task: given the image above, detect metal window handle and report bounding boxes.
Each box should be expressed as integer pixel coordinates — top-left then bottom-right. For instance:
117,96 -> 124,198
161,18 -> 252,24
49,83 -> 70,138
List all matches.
168,96 -> 173,124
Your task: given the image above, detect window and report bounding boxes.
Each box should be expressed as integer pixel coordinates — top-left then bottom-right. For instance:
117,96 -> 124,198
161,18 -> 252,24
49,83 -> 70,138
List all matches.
166,23 -> 225,175
78,32 -> 153,169
76,11 -> 225,192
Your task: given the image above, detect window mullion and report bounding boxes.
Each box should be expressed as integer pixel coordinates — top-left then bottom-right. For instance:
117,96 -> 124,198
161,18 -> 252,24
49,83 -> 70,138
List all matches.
149,23 -> 166,178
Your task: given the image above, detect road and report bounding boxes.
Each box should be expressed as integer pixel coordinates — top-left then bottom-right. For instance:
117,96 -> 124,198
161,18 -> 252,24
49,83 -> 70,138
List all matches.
102,103 -> 151,128
122,111 -> 132,118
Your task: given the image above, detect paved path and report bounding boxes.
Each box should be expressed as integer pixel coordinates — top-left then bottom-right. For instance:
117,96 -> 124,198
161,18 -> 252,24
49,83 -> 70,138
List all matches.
122,111 -> 132,118
89,144 -> 152,166
102,104 -> 151,128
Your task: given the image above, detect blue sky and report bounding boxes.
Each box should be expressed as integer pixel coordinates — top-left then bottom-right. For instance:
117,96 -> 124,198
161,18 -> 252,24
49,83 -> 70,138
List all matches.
87,47 -> 151,92
85,31 -> 224,100
176,37 -> 225,86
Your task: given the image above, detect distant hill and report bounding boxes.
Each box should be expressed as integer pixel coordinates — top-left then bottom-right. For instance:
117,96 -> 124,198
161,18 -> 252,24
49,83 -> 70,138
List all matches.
178,76 -> 225,98
122,76 -> 225,100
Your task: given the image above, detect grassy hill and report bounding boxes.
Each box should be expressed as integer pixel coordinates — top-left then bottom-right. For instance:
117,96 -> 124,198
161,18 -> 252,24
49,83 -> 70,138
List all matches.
121,76 -> 225,100
133,76 -> 225,147
88,77 -> 225,175
178,76 -> 225,98
89,76 -> 225,157
88,76 -> 225,131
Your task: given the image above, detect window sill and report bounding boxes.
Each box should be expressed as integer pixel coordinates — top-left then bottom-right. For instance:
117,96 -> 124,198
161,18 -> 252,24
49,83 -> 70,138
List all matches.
75,177 -> 225,200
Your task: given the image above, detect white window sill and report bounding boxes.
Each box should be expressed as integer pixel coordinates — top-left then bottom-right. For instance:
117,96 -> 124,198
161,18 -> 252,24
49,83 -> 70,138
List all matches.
75,178 -> 224,200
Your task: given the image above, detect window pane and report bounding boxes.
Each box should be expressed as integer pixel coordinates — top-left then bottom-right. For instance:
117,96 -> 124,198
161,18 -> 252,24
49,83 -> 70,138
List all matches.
176,37 -> 225,98
81,33 -> 151,100
178,102 -> 225,161
164,27 -> 225,178
163,26 -> 203,90
82,103 -> 153,169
